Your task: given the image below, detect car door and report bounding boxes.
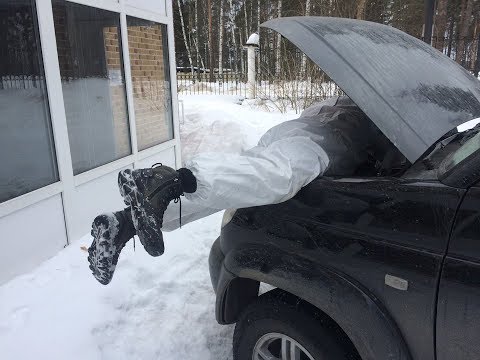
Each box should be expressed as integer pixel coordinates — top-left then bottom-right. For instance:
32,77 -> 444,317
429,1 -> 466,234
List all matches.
437,185 -> 480,360
295,177 -> 464,360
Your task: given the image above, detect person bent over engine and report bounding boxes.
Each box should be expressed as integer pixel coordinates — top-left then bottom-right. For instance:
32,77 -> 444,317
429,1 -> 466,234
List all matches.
88,96 -> 399,284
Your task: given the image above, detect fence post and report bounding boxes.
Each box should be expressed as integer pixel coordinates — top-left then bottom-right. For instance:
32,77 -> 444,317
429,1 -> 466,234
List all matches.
244,33 -> 259,99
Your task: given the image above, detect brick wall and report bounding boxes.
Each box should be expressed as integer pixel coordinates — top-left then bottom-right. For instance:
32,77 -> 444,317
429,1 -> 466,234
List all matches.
52,12 -> 171,156
128,24 -> 172,151
103,27 -> 131,156
52,3 -> 73,79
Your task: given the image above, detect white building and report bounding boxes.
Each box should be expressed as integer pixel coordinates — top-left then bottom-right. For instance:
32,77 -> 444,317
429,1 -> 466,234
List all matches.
0,0 -> 181,284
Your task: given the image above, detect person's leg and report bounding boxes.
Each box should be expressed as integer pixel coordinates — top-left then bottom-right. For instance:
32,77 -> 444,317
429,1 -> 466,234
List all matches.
88,208 -> 135,284
87,168 -> 199,285
184,136 -> 329,209
118,136 -> 328,238
89,136 -> 328,284
117,166 -> 197,256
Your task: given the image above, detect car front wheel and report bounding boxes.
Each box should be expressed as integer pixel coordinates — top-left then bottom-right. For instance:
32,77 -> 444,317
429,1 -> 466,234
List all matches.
233,289 -> 349,360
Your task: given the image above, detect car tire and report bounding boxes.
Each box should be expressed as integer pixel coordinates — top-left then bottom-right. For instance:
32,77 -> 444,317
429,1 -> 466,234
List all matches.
233,289 -> 349,360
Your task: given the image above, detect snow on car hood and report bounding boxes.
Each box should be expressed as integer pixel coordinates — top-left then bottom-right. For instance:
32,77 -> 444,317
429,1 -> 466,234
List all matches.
261,16 -> 480,162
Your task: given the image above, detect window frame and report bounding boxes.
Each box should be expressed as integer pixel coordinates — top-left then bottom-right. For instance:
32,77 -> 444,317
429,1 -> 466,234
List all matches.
0,0 -> 181,239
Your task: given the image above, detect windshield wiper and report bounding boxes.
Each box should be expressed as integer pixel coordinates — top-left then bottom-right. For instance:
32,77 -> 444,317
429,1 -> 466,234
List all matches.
422,132 -> 465,170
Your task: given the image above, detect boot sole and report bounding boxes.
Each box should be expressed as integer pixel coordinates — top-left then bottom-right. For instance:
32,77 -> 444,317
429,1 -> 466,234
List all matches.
118,170 -> 164,257
88,215 -> 120,285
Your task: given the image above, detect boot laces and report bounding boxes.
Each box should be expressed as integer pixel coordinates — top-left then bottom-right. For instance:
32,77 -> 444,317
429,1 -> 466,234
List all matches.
152,162 -> 183,229
174,197 -> 182,228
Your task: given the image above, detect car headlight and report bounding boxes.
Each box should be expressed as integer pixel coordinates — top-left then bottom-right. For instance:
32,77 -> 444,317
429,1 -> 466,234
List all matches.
221,209 -> 237,228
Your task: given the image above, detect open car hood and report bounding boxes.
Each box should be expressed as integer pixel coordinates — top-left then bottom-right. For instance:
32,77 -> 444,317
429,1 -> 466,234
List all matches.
261,17 -> 480,162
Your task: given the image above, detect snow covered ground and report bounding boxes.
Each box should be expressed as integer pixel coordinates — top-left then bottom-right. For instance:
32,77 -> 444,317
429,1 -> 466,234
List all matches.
0,95 -> 297,360
179,94 -> 297,162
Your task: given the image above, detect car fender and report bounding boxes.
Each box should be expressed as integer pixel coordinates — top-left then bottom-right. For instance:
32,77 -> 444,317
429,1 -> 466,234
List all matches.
218,244 -> 412,360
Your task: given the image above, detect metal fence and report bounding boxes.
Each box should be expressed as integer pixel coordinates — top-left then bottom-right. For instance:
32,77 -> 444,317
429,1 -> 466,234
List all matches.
176,44 -> 344,112
177,72 -> 247,96
0,75 -> 45,89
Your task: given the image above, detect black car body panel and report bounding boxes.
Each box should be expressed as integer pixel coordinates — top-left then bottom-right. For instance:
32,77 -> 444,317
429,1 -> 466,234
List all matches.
211,178 -> 465,360
210,239 -> 412,360
261,17 -> 480,162
437,185 -> 480,360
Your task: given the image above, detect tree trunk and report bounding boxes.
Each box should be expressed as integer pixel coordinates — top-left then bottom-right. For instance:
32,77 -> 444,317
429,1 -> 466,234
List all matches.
423,0 -> 435,43
218,0 -> 224,77
275,0 -> 282,77
475,32 -> 480,77
250,0 -> 253,33
239,31 -> 245,74
356,0 -> 367,20
257,0 -> 260,34
177,0 -> 194,73
208,0 -> 214,81
228,0 -> 239,74
300,0 -> 311,77
434,0 -> 448,51
457,0 -> 474,66
472,19 -> 479,72
194,0 -> 205,77
244,0 -> 249,40
447,17 -> 455,57
242,0 -> 249,81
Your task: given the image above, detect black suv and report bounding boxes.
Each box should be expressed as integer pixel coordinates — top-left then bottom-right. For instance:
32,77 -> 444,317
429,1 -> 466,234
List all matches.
209,17 -> 480,360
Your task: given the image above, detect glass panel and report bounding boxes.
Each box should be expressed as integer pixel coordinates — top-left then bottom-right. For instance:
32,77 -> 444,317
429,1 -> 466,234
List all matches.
0,0 -> 58,203
127,17 -> 173,151
52,1 -> 131,175
125,1 -> 166,15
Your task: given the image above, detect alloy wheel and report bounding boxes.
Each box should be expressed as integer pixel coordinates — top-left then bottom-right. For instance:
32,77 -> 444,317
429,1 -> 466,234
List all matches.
252,332 -> 315,360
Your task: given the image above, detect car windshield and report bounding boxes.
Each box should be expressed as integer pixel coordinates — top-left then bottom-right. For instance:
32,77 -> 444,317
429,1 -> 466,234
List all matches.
441,131 -> 480,175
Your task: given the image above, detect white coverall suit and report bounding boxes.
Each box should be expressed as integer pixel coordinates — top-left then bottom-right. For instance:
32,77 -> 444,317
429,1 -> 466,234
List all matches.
162,96 -> 386,231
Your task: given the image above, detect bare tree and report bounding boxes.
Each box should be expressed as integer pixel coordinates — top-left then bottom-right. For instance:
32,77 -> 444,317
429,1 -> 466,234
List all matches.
356,0 -> 367,20
173,0 -> 480,89
208,0 -> 214,81
218,0 -> 224,76
249,0 -> 253,33
177,0 -> 194,72
472,18 -> 479,72
447,15 -> 455,57
244,0 -> 249,39
257,0 -> 260,34
228,0 -> 239,73
239,31 -> 245,73
275,0 -> 282,76
434,0 -> 448,52
457,0 -> 474,65
300,0 -> 311,76
193,0 -> 205,71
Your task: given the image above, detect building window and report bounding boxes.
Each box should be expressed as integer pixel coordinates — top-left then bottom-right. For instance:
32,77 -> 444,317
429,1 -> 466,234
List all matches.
127,17 -> 173,151
0,0 -> 58,203
53,1 -> 131,175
